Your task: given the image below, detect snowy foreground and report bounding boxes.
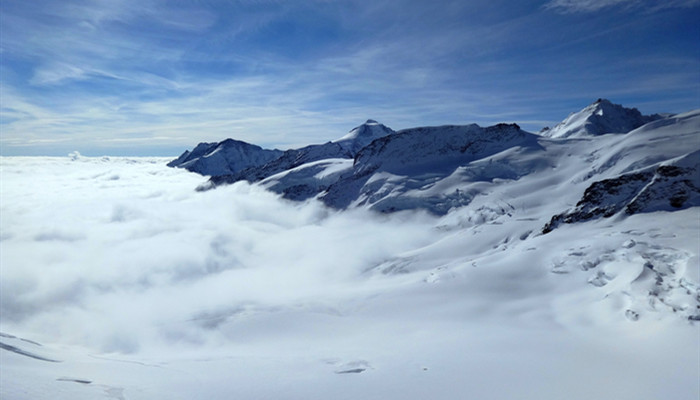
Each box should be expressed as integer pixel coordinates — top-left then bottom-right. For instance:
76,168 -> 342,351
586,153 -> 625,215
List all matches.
1,155 -> 698,400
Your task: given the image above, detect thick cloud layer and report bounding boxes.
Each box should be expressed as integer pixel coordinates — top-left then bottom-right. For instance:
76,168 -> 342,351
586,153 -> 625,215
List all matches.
0,156 -> 440,352
1,156 -> 698,400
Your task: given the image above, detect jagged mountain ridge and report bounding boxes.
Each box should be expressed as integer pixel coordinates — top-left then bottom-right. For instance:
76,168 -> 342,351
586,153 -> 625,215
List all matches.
170,100 -> 700,228
239,119 -> 395,183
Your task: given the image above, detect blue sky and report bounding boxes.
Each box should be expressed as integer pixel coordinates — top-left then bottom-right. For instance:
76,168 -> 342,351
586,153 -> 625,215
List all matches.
1,0 -> 699,156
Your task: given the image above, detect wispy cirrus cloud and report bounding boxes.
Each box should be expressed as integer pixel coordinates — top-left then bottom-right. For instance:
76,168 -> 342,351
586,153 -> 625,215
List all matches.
544,0 -> 700,13
1,0 -> 698,155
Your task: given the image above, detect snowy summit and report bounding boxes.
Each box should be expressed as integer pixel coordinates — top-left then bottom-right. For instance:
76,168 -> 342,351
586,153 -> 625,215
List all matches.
334,119 -> 396,154
539,98 -> 662,138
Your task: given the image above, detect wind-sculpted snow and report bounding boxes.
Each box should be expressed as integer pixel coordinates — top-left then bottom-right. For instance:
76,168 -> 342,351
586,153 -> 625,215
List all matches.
542,111 -> 700,233
575,109 -> 700,181
258,158 -> 354,201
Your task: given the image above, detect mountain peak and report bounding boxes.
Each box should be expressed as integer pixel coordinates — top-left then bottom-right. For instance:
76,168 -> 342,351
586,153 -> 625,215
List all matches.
167,139 -> 283,176
540,99 -> 661,139
334,120 -> 395,154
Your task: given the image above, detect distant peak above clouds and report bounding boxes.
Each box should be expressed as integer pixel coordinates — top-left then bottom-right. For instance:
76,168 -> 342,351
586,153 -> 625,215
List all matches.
167,139 -> 282,177
334,119 -> 396,155
538,98 -> 662,138
335,119 -> 393,142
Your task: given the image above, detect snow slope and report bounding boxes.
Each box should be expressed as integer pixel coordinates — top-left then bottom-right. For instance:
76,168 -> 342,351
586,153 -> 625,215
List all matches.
258,158 -> 354,201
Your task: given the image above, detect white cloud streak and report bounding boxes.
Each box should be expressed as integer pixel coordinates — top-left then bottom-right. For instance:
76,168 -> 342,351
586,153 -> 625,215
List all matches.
1,0 -> 698,155
544,0 -> 700,13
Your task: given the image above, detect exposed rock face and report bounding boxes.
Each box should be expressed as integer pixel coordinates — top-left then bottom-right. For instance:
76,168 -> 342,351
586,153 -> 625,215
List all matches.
543,152 -> 700,233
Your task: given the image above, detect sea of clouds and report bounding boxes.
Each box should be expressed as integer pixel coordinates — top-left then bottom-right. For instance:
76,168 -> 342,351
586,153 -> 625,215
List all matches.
0,155 -> 444,353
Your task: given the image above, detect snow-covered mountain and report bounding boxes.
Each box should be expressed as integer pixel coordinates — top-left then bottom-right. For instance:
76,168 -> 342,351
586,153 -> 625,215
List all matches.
208,141 -> 352,188
172,101 -> 699,224
187,119 -> 394,189
321,123 -> 539,213
334,118 -> 396,154
2,101 -> 699,400
263,112 -> 698,219
544,152 -> 700,232
539,98 -> 662,138
167,139 -> 283,176
541,109 -> 700,232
